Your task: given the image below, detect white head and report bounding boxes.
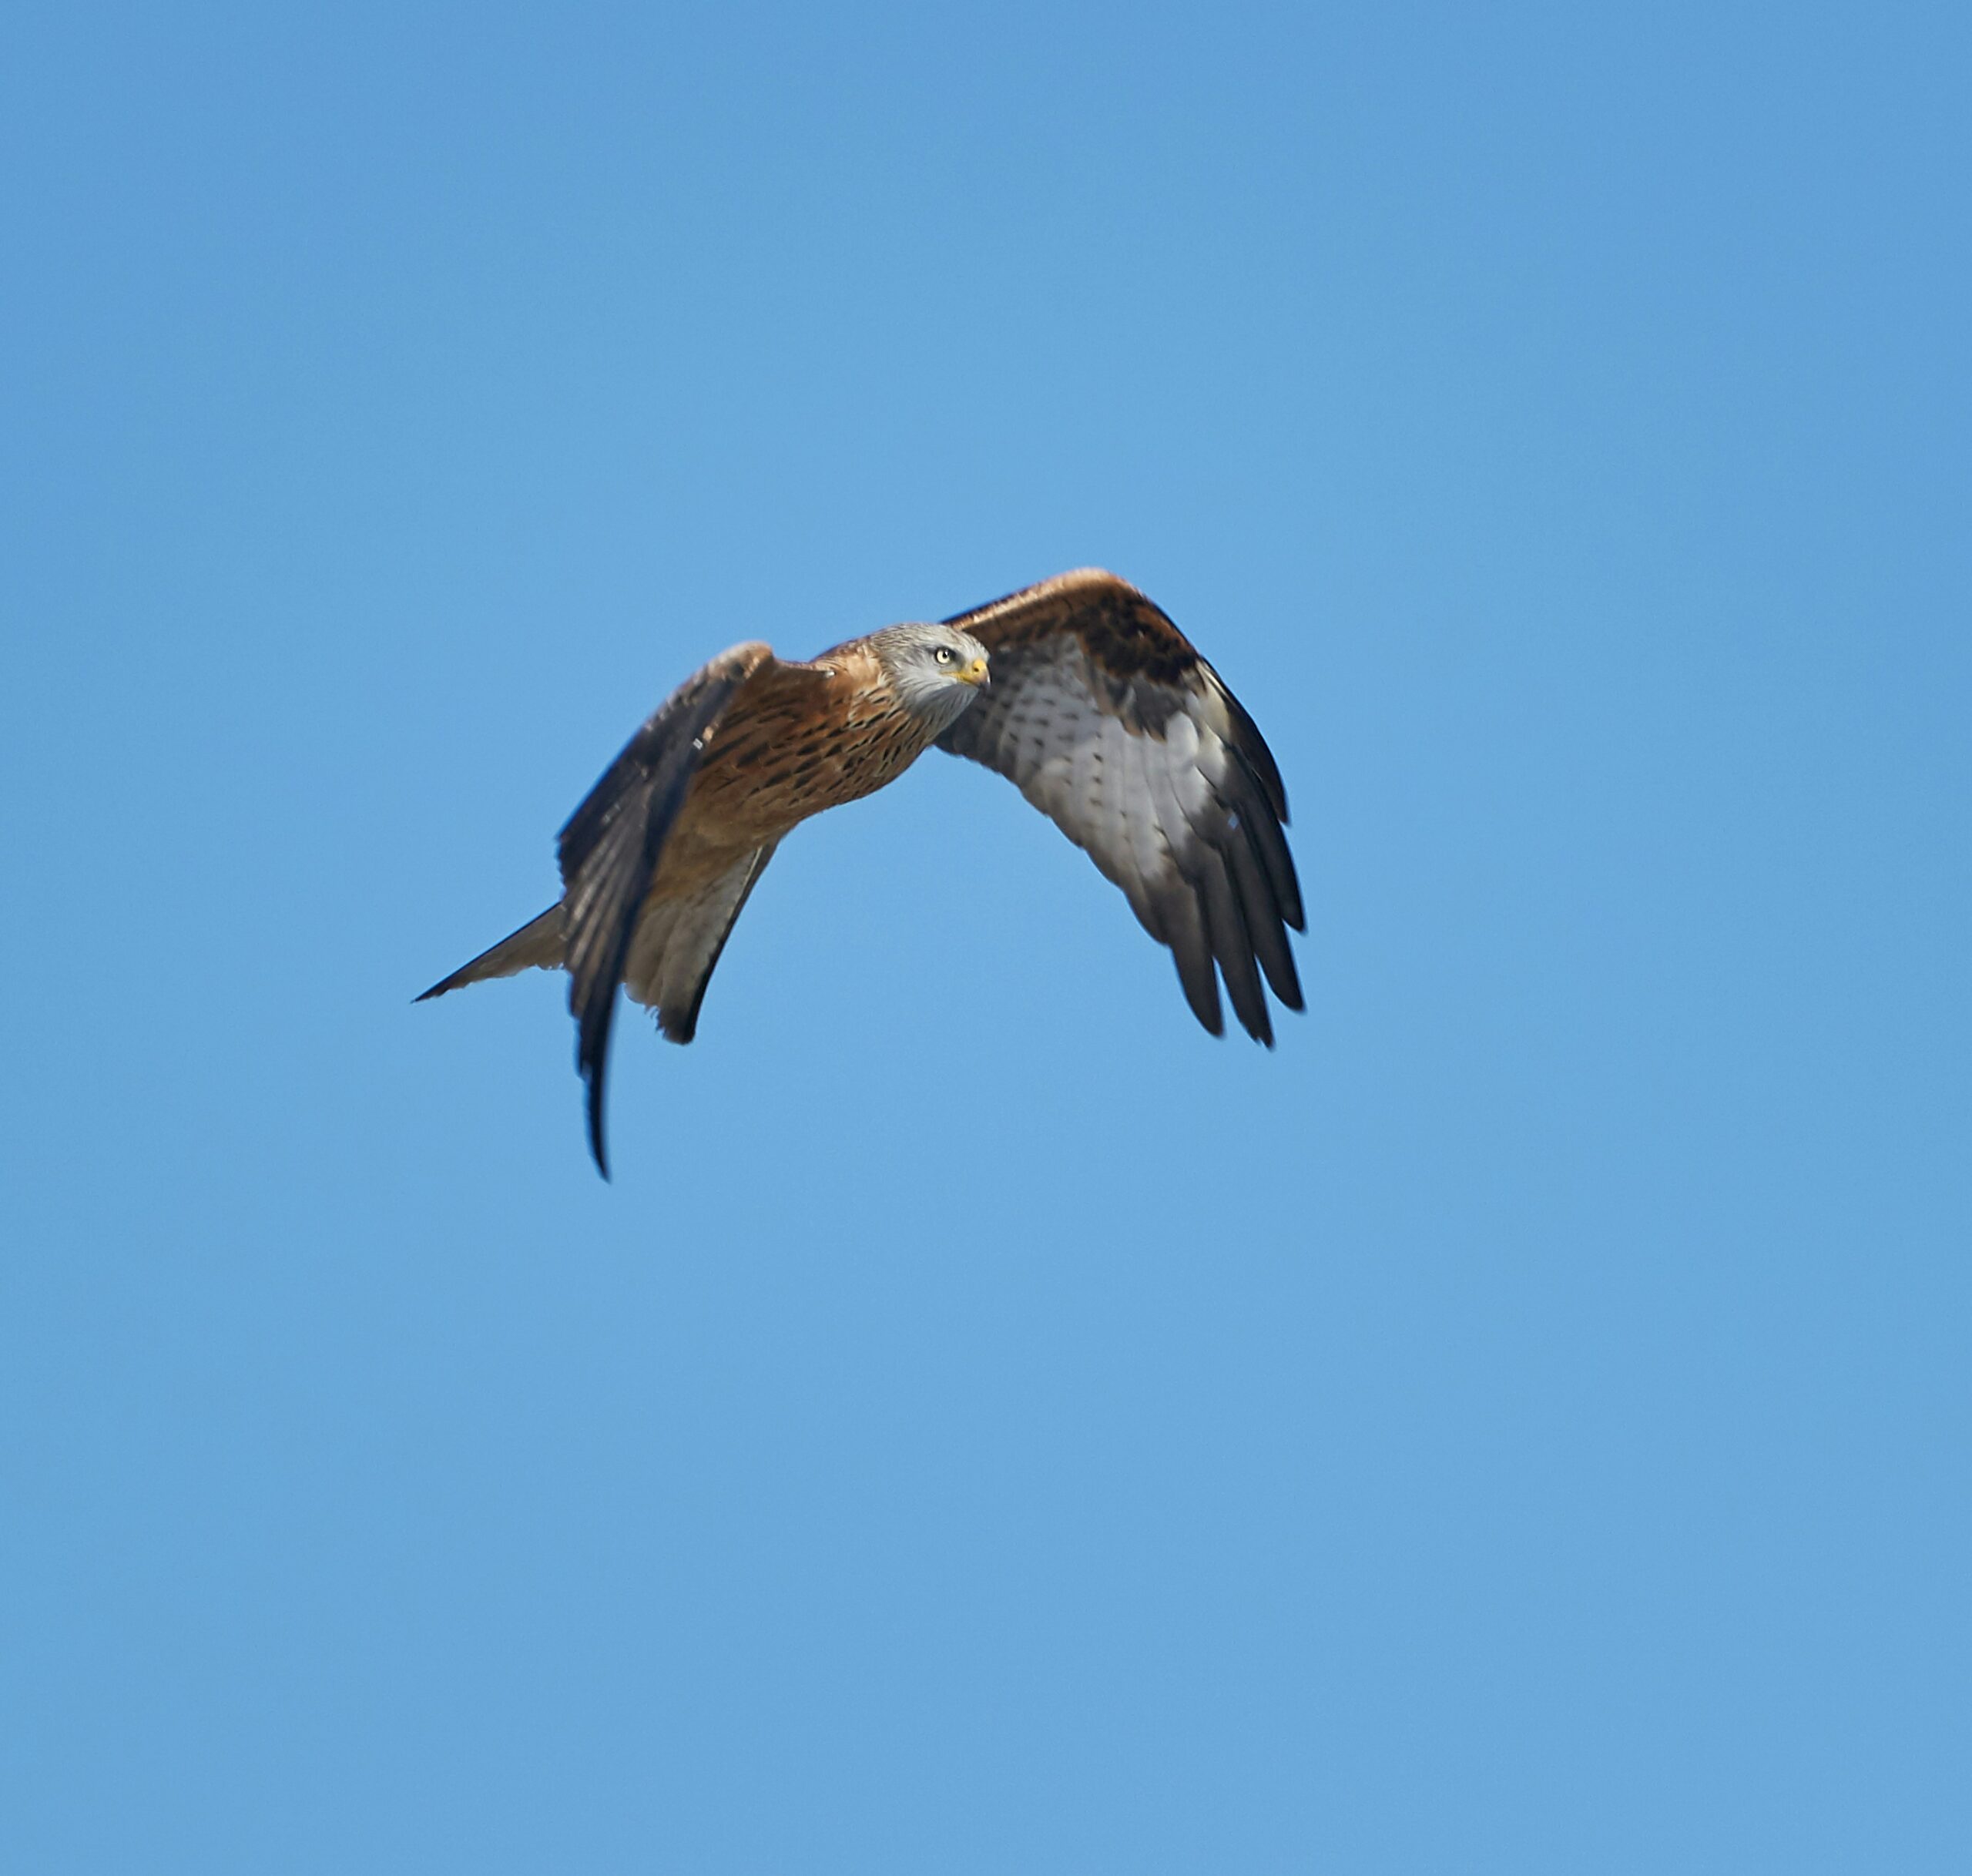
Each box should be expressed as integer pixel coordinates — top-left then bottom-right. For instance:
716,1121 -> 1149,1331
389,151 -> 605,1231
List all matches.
871,623 -> 992,734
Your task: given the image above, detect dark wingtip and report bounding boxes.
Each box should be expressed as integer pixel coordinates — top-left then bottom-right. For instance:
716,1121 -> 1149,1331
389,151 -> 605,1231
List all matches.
1219,685 -> 1290,825
586,1079 -> 611,1180
575,980 -> 618,1180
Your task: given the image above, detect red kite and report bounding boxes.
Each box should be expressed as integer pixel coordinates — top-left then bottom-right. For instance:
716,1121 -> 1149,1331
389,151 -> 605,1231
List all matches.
421,571 -> 1303,1173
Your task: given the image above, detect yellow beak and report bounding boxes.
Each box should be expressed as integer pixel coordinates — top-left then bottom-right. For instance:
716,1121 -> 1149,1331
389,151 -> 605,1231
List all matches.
957,657 -> 991,687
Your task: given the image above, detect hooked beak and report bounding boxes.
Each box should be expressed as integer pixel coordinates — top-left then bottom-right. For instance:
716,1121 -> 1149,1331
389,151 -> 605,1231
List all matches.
957,656 -> 991,688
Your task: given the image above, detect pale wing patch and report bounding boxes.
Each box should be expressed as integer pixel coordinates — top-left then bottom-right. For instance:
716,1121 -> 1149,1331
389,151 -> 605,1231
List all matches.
938,634 -> 1300,1042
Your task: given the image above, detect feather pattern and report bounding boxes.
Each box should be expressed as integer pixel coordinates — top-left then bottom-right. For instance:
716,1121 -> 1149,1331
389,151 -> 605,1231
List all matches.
554,643 -> 775,1174
421,569 -> 1302,1176
622,843 -> 780,1044
938,569 -> 1303,1042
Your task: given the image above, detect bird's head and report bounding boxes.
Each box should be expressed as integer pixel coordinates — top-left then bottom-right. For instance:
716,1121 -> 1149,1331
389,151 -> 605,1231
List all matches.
873,623 -> 991,732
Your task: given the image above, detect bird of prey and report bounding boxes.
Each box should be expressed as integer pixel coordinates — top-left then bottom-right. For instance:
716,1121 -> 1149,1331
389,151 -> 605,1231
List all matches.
419,569 -> 1303,1174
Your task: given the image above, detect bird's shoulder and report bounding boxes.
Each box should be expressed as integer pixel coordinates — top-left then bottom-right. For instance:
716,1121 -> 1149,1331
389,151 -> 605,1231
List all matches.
943,568 -> 1202,685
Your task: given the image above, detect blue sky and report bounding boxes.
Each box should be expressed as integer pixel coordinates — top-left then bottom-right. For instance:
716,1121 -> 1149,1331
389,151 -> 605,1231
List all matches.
3,1 -> 1967,1868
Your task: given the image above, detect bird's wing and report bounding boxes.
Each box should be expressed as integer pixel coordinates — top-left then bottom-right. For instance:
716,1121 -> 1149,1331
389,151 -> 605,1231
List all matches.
557,644 -> 819,1174
936,569 -> 1303,1043
622,841 -> 780,1045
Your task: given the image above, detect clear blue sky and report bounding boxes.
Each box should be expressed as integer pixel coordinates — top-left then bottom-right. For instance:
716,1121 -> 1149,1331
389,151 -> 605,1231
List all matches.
3,2 -> 1967,1869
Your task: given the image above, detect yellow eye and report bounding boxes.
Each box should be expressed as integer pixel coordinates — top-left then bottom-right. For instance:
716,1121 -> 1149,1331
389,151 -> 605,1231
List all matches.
934,646 -> 954,665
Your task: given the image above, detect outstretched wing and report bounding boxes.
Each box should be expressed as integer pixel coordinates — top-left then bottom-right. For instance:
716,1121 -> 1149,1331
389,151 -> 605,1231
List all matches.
554,643 -> 786,1176
937,569 -> 1303,1043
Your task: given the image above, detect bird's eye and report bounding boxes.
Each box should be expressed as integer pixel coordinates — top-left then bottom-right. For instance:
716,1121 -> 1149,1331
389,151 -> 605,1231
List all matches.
934,646 -> 954,665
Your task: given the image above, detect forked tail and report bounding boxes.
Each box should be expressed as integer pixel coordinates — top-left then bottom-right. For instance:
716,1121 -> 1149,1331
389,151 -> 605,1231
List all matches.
416,906 -> 565,1001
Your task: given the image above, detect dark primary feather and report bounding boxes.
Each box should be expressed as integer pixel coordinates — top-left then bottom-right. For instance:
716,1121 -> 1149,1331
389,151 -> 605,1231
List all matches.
556,644 -> 771,1176
938,569 -> 1303,1044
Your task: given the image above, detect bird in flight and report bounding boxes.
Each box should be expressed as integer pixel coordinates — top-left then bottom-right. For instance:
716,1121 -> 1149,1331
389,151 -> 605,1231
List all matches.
419,569 -> 1304,1174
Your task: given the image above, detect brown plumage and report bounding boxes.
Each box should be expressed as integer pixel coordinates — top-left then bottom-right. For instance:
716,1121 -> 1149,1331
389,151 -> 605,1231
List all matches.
420,570 -> 1303,1174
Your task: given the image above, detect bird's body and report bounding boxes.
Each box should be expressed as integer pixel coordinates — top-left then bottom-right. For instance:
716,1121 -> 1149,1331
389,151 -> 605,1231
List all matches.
421,571 -> 1303,1173
686,641 -> 947,834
